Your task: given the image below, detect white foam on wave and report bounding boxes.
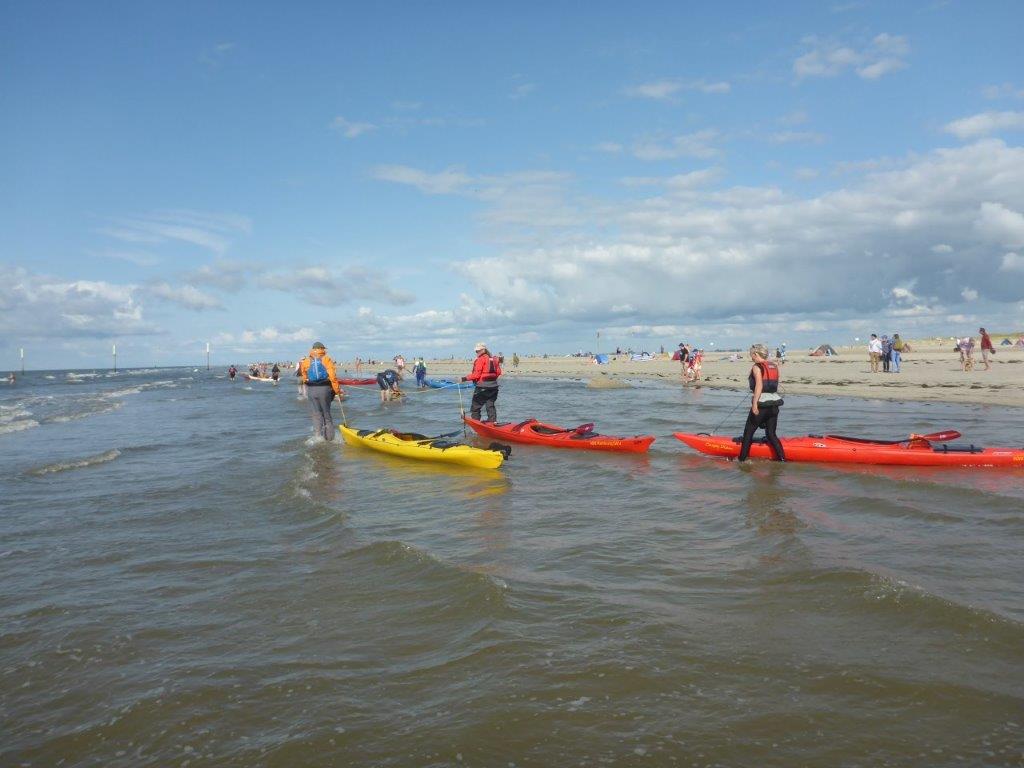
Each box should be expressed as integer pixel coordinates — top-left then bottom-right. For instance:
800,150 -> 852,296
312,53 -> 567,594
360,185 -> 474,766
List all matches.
28,448 -> 122,476
0,419 -> 40,435
49,401 -> 123,422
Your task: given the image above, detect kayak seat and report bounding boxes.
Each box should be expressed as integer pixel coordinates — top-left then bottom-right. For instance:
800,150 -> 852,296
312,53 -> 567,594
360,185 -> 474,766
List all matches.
357,429 -> 374,437
512,419 -> 538,432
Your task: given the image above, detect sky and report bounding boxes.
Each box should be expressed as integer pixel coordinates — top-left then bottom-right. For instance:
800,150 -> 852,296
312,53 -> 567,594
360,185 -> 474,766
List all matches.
2,0 -> 1024,368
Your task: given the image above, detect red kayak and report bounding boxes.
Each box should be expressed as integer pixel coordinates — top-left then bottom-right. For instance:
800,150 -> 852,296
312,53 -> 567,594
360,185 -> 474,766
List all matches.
674,431 -> 1024,467
465,417 -> 655,453
337,378 -> 377,386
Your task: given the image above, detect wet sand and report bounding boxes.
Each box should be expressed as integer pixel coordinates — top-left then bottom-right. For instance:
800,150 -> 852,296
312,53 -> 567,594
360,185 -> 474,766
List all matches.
414,340 -> 1024,408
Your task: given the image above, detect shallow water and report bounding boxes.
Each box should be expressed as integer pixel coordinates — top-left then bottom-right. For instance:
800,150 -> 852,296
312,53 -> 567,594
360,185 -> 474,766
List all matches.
1,368 -> 1022,766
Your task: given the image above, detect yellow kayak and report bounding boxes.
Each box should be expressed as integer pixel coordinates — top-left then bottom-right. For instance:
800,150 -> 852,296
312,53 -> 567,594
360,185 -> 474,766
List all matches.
338,425 -> 508,469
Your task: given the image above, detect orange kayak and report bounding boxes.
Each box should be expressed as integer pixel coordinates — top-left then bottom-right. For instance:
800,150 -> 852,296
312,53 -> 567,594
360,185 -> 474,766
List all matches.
674,432 -> 1024,467
465,417 -> 655,453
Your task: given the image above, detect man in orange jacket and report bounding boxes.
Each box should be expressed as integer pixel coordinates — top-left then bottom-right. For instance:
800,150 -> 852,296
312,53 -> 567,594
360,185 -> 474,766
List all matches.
462,341 -> 502,422
298,341 -> 345,440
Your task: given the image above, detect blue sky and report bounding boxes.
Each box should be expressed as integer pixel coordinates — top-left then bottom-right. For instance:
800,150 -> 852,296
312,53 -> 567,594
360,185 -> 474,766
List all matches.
2,1 -> 1024,367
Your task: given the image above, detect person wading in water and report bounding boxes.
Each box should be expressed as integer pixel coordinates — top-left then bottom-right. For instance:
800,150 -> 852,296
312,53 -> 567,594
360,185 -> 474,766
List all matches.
738,343 -> 786,462
462,342 -> 502,422
298,342 -> 344,440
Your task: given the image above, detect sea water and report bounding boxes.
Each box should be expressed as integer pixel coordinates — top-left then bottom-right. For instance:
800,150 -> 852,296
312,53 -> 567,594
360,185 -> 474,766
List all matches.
1,368 -> 1022,766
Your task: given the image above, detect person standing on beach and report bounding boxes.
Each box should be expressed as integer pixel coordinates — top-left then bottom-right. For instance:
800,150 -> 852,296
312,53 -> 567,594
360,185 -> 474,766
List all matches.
463,342 -> 502,422
891,334 -> 904,373
881,335 -> 893,373
868,334 -> 882,373
738,344 -> 785,462
979,327 -> 995,371
298,342 -> 344,440
512,353 -> 520,369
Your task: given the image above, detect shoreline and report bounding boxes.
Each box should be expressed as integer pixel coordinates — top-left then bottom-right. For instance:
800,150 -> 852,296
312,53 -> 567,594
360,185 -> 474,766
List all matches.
391,343 -> 1024,409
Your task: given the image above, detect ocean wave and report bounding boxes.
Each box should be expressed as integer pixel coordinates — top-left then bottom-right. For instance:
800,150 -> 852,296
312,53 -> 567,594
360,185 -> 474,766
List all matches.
27,449 -> 122,476
0,419 -> 39,435
48,401 -> 123,423
345,540 -> 509,606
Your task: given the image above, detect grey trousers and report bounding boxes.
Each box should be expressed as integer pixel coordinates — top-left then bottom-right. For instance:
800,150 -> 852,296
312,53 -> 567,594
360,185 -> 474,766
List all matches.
307,386 -> 335,440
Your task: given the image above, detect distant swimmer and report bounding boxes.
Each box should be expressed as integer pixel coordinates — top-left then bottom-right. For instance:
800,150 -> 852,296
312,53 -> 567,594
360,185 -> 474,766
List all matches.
271,363 -> 280,382
377,368 -> 402,402
298,342 -> 344,441
5,372 -> 14,385
462,341 -> 502,422
228,365 -> 237,380
737,344 -> 785,463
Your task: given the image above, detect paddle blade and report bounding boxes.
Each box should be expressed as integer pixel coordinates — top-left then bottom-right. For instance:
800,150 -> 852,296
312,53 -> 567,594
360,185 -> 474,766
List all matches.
917,430 -> 961,443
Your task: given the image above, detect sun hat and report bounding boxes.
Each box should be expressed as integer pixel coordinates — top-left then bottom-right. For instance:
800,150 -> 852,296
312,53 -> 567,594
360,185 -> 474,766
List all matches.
474,342 -> 487,352
312,341 -> 326,349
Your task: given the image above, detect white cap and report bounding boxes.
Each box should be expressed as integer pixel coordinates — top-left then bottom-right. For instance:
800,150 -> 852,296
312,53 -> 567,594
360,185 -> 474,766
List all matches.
474,342 -> 487,351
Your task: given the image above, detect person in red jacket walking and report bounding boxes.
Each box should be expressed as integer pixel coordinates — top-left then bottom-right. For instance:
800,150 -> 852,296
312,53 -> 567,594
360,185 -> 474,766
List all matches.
979,327 -> 996,371
462,341 -> 502,422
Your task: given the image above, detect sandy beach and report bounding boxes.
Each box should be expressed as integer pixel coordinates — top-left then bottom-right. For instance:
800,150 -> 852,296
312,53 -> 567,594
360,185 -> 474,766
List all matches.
412,339 -> 1024,408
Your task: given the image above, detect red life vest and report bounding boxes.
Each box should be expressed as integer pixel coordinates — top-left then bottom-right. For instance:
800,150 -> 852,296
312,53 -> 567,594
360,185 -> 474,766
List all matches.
749,361 -> 779,393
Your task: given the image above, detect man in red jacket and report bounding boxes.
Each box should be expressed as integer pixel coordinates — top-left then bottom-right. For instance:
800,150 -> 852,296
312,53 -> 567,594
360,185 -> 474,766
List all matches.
462,342 -> 502,422
979,327 -> 996,371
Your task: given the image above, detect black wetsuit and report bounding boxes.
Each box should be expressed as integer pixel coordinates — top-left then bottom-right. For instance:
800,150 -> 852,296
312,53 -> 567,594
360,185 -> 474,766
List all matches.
737,364 -> 786,462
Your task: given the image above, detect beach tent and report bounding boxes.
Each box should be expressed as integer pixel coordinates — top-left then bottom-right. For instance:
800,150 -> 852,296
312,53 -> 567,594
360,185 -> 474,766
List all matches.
630,352 -> 652,362
810,344 -> 838,357
671,350 -> 682,361
1017,337 -> 1024,348
594,354 -> 609,364
1001,338 -> 1012,345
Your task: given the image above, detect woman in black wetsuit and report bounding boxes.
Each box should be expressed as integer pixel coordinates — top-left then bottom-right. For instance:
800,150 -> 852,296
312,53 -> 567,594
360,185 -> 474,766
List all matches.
738,344 -> 786,462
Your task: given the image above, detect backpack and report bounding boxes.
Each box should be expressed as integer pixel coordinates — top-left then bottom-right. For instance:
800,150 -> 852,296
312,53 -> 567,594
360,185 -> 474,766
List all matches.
307,357 -> 329,383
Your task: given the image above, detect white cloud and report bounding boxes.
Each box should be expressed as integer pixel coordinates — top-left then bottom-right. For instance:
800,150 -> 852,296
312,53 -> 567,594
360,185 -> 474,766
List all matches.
0,266 -> 155,339
961,287 -> 978,301
185,260 -> 255,292
624,79 -> 731,100
147,282 -> 223,311
768,130 -> 826,145
930,243 -> 953,253
256,265 -> 414,307
982,83 -> 1024,100
371,165 -> 472,195
1000,252 -> 1024,271
330,116 -> 376,138
101,210 -> 250,255
974,201 -> 1024,247
794,33 -> 909,80
510,82 -> 536,99
632,130 -> 719,160
944,111 -> 1024,140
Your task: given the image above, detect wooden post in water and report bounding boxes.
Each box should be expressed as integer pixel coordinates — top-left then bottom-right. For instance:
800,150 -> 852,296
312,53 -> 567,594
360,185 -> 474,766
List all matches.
206,342 -> 210,371
112,344 -> 117,373
20,347 -> 25,374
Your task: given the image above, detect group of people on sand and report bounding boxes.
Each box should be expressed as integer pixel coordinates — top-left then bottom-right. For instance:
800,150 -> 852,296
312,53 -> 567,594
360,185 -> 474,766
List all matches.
867,333 -> 908,373
676,342 -> 704,383
293,341 -> 505,442
956,327 -> 996,372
